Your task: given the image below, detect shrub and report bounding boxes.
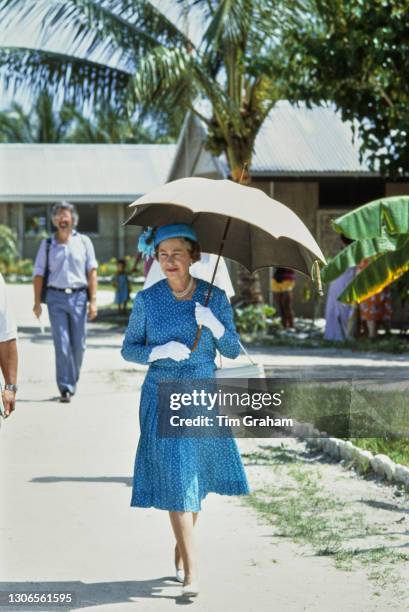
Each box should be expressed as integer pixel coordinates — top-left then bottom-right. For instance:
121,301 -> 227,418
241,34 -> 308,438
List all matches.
0,225 -> 18,273
234,303 -> 277,335
98,255 -> 139,277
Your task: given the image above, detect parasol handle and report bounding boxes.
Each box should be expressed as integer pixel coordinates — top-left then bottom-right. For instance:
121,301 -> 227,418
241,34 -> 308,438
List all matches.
191,216 -> 232,351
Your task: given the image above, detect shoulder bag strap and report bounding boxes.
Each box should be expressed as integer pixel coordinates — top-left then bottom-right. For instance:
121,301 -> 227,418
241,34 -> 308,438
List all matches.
43,237 -> 52,284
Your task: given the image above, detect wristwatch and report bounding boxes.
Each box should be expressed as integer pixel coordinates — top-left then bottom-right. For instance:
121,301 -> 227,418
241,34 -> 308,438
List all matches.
4,383 -> 18,393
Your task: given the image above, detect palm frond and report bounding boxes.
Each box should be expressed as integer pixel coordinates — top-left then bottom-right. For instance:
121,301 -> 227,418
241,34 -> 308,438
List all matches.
195,64 -> 247,135
201,0 -> 250,52
0,46 -> 132,106
0,0 -> 192,67
133,45 -> 192,103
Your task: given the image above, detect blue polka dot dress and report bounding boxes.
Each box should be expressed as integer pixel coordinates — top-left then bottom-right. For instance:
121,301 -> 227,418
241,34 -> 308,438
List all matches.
121,277 -> 250,511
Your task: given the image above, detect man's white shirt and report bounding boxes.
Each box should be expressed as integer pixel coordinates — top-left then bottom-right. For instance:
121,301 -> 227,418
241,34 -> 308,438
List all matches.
0,273 -> 17,342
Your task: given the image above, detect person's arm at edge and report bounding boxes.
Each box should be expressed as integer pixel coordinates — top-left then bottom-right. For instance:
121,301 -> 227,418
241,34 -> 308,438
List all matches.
33,275 -> 43,318
0,338 -> 18,417
84,235 -> 98,320
87,268 -> 98,320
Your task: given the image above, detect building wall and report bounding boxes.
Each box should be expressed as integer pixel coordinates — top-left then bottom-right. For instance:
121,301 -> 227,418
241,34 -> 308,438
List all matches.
91,203 -> 119,263
0,203 -> 8,225
223,179 -> 321,317
385,183 -> 409,196
271,181 -> 319,318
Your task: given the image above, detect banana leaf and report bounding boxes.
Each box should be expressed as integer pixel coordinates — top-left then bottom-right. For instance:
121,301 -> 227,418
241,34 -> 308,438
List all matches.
338,239 -> 409,304
321,231 -> 402,283
395,270 -> 409,303
332,196 -> 409,240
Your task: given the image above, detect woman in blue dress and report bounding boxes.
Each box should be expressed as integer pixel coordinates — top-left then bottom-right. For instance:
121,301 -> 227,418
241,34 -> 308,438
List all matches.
121,223 -> 250,597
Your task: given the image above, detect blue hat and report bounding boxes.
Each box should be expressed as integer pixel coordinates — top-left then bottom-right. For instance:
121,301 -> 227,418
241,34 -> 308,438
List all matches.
153,223 -> 197,247
137,223 -> 198,259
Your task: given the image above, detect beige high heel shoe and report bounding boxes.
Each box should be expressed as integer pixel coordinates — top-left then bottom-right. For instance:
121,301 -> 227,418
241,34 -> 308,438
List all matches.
181,581 -> 199,597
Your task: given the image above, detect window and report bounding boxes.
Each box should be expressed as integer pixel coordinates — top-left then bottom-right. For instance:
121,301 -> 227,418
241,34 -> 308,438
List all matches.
24,204 -> 50,236
24,202 -> 99,235
319,179 -> 385,209
76,204 -> 99,234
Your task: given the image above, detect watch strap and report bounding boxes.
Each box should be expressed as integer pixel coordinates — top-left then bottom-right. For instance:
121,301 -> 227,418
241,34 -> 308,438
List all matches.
4,383 -> 18,393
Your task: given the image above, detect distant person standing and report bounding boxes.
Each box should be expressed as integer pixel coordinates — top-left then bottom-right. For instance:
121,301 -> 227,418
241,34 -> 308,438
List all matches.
113,259 -> 131,313
357,257 -> 392,339
0,273 -> 18,419
272,267 -> 296,329
324,235 -> 357,341
32,202 -> 98,403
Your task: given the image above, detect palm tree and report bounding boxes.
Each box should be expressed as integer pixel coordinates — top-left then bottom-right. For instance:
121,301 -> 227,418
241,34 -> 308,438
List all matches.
0,91 -> 176,143
0,91 -> 73,142
0,0 -> 290,303
0,0 -> 285,177
65,103 -> 175,143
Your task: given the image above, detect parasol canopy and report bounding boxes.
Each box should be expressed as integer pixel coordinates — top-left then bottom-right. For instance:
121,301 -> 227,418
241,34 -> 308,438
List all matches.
124,177 -> 326,279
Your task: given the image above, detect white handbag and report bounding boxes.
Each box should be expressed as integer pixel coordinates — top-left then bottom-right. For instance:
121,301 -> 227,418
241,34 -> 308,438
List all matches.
215,341 -> 265,378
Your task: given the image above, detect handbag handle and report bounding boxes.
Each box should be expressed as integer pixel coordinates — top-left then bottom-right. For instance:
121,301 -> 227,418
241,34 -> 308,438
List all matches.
218,340 -> 256,368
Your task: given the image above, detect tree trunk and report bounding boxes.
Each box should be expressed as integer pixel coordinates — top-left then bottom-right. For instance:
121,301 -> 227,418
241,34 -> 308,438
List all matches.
229,155 -> 264,306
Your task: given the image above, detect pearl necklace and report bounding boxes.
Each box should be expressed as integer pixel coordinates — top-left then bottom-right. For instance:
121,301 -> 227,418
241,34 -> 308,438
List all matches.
172,276 -> 194,298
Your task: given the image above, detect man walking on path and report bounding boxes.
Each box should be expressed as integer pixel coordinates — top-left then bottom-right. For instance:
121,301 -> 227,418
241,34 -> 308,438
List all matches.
0,272 -> 18,419
32,201 -> 98,403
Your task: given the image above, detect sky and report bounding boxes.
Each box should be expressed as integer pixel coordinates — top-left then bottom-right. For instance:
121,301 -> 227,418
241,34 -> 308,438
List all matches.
0,0 -> 206,111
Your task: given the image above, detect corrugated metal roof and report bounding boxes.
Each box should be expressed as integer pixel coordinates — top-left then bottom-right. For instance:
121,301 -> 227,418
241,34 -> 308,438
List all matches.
249,101 -> 375,176
0,143 -> 177,202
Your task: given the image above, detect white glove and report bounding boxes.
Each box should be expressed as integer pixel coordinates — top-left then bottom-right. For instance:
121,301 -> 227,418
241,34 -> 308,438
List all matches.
195,302 -> 225,340
148,340 -> 191,363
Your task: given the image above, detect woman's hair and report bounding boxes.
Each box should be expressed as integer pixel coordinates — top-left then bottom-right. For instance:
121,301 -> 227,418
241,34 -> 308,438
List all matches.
51,201 -> 79,228
155,237 -> 201,263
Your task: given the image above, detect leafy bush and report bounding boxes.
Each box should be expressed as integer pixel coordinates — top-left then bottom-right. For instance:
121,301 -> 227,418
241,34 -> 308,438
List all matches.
234,303 -> 278,335
0,225 -> 18,273
7,259 -> 33,276
98,255 -> 138,277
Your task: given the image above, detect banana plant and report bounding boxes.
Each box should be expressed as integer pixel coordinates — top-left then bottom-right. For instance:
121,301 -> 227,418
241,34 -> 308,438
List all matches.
321,196 -> 409,304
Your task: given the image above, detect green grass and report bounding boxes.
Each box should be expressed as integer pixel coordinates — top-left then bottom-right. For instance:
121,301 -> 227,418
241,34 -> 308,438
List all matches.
351,438 -> 409,467
245,334 -> 409,354
242,446 -> 409,600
